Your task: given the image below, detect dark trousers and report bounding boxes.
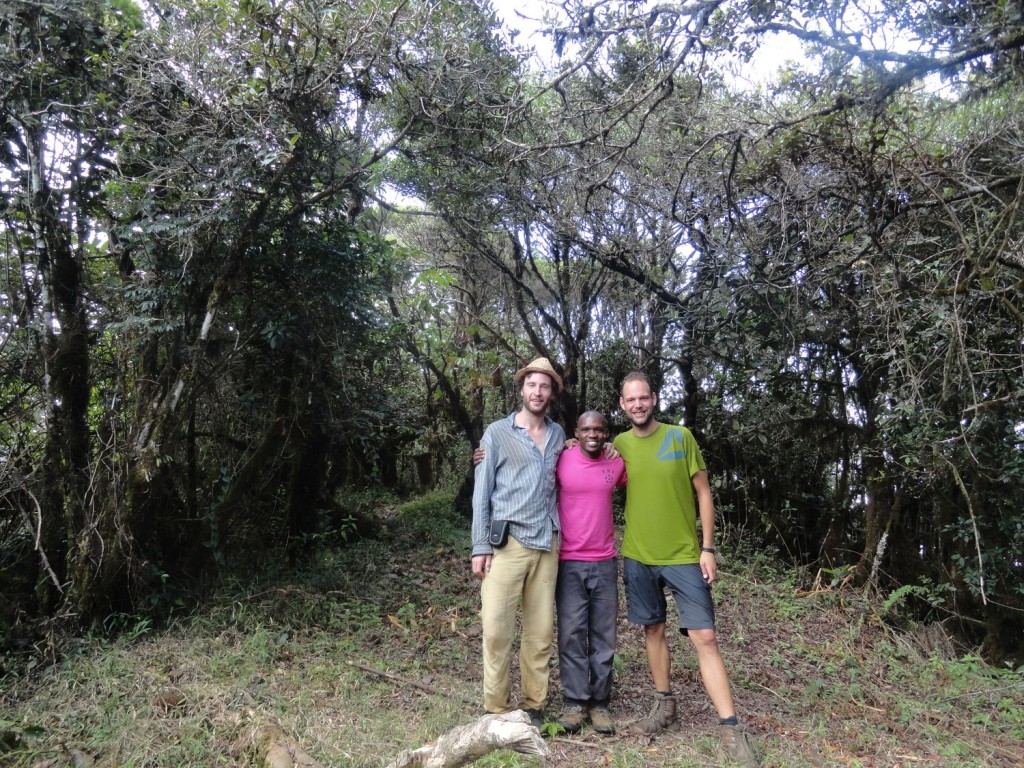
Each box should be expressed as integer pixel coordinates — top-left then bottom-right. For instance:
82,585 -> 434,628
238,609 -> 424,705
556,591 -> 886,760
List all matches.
556,557 -> 618,705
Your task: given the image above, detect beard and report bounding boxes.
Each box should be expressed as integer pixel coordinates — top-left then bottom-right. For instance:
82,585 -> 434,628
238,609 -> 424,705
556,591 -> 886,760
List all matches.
628,410 -> 653,428
524,398 -> 550,415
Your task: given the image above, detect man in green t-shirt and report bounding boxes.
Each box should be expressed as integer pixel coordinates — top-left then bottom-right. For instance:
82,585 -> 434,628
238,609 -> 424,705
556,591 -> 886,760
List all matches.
615,371 -> 759,767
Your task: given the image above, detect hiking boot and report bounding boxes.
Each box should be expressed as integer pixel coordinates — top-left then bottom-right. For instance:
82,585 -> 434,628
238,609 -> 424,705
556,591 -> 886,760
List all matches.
523,708 -> 544,730
555,703 -> 586,733
719,723 -> 760,767
634,692 -> 676,734
588,705 -> 616,735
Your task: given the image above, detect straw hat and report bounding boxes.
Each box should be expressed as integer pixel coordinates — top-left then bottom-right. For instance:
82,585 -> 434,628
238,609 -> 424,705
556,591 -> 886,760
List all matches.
513,357 -> 563,393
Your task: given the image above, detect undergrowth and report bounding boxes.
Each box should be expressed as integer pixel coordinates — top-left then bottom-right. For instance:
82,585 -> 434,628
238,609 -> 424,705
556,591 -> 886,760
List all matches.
1,489 -> 1022,767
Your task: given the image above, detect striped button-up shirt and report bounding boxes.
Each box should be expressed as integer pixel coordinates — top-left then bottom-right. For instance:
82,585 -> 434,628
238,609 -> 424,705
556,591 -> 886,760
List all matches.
471,412 -> 564,555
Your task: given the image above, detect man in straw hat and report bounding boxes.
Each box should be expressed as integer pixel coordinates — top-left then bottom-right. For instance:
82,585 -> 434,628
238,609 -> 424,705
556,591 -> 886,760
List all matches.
471,356 -> 565,728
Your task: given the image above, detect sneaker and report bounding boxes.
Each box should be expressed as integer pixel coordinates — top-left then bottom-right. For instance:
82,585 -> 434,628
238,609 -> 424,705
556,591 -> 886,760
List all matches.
555,703 -> 586,733
719,723 -> 760,767
634,692 -> 676,734
588,705 -> 616,735
523,708 -> 544,730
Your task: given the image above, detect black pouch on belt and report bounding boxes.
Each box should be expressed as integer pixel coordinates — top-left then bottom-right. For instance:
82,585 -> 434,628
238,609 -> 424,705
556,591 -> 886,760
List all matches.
489,519 -> 510,548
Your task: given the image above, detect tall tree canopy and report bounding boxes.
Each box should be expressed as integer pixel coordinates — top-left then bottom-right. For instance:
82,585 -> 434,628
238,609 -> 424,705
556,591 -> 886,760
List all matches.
1,0 -> 1021,663
389,0 -> 1024,661
1,0 -> 518,625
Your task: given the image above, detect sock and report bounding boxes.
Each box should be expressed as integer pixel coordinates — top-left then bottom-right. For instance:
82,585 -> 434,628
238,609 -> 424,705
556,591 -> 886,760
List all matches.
719,715 -> 738,726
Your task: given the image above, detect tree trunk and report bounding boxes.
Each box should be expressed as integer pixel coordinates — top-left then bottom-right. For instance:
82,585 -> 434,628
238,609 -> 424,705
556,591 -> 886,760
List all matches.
854,445 -> 895,586
413,454 -> 434,491
26,120 -> 93,617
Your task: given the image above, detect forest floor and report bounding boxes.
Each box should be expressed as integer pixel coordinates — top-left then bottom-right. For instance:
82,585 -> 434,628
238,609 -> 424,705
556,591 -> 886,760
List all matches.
1,491 -> 1023,767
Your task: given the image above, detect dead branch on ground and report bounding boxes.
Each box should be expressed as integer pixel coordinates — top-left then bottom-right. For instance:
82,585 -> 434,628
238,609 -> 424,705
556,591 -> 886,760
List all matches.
385,711 -> 549,768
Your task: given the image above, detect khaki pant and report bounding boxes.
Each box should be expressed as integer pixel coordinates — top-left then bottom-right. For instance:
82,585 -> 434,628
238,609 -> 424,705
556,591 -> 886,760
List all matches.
480,534 -> 559,712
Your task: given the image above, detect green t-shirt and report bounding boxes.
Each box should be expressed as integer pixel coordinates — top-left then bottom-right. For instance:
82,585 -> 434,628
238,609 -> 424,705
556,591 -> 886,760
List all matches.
614,422 -> 707,565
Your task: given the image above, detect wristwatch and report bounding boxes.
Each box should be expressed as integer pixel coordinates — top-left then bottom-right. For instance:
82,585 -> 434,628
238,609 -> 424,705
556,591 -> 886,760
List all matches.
701,546 -> 717,554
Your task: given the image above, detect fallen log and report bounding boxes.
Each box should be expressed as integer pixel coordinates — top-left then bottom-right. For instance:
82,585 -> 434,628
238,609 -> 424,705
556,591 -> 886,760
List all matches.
385,711 -> 549,768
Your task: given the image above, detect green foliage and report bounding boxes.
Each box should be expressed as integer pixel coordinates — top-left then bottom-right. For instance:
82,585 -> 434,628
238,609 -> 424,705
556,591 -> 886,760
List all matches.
2,0 -> 514,639
100,613 -> 154,643
2,0 -> 1024,677
881,580 -> 952,618
387,490 -> 466,551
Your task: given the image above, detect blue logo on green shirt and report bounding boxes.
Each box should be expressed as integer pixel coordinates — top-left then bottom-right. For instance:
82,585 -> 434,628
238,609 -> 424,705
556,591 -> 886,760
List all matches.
657,430 -> 687,461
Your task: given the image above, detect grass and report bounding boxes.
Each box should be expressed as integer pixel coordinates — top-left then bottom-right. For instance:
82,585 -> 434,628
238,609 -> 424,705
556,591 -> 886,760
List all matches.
2,488 -> 1023,767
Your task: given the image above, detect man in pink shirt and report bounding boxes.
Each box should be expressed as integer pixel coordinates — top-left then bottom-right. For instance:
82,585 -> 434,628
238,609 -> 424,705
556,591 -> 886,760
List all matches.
553,411 -> 626,735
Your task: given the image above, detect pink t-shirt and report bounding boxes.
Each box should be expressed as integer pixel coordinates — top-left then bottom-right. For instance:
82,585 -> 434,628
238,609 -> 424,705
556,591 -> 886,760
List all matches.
556,446 -> 627,561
